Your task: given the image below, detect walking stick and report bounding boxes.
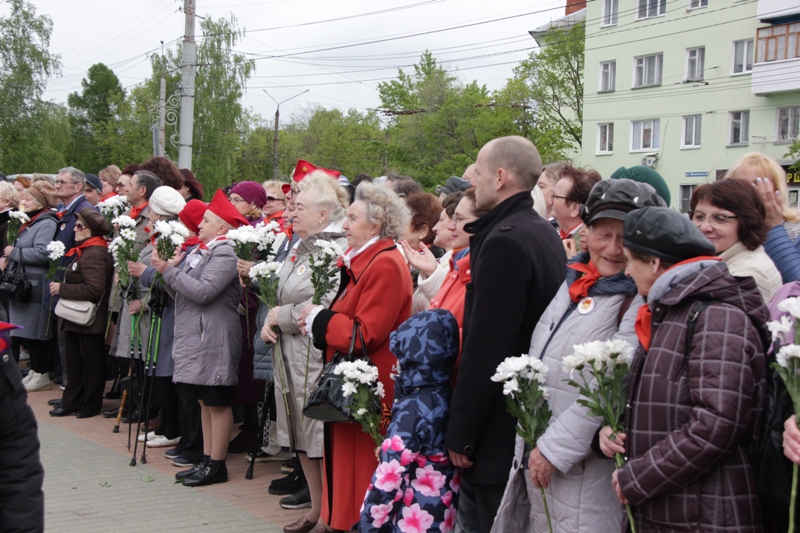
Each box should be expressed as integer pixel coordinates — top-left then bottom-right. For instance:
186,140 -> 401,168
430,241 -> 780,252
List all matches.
246,379 -> 273,480
140,289 -> 165,465
125,312 -> 140,449
131,306 -> 156,467
113,364 -> 131,434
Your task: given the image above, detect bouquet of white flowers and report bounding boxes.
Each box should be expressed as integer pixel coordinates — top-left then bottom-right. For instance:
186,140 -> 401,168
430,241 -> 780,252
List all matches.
562,339 -> 636,532
97,195 -> 129,228
334,359 -> 385,446
768,297 -> 800,533
7,210 -> 29,244
108,215 -> 139,296
492,353 -> 553,532
44,241 -> 66,334
309,240 -> 343,305
153,220 -> 189,284
255,220 -> 286,262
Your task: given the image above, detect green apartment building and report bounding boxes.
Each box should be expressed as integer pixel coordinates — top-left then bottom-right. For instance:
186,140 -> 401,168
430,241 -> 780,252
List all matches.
579,0 -> 800,210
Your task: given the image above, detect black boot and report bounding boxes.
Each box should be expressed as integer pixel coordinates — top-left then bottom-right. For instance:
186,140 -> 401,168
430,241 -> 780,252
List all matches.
182,459 -> 228,487
175,455 -> 210,481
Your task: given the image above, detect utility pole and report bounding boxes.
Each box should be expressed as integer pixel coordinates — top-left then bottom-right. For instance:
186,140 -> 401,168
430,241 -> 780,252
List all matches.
383,130 -> 389,175
156,76 -> 166,157
263,89 -> 308,179
178,0 -> 196,170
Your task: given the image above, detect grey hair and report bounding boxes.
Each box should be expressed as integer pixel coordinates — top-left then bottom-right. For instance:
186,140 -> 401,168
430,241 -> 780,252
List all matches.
298,170 -> 348,223
58,166 -> 86,187
355,182 -> 410,240
0,181 -> 19,208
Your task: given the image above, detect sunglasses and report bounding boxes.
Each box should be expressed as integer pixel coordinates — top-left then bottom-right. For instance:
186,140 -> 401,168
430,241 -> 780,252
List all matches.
265,195 -> 284,203
75,222 -> 86,230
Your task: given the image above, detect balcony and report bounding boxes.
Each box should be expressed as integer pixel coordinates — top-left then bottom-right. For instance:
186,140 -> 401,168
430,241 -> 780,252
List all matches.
751,22 -> 800,95
758,0 -> 800,21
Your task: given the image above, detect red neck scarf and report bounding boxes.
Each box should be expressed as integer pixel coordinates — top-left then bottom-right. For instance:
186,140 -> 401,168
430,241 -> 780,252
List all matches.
568,260 -> 602,303
19,210 -> 48,233
199,235 -> 227,251
634,255 -> 722,350
558,222 -> 582,241
101,192 -> 117,202
65,236 -> 108,258
130,202 -> 148,220
182,235 -> 202,251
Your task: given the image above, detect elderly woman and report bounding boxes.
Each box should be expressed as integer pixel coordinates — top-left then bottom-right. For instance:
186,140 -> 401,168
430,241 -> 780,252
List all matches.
298,182 -> 413,532
689,178 -> 781,302
492,179 -> 664,533
48,208 -> 113,418
1,181 -> 58,391
152,190 -> 248,487
129,186 -> 186,446
0,181 -> 19,262
263,180 -> 288,230
725,152 -> 800,283
260,172 -> 348,533
601,206 -> 767,533
400,191 -> 443,313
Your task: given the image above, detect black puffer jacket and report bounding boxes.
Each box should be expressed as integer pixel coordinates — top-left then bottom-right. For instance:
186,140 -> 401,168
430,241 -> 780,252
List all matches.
618,260 -> 769,532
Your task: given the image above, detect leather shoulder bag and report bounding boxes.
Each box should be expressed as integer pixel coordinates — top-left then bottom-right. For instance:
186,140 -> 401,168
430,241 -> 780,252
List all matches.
0,248 -> 32,302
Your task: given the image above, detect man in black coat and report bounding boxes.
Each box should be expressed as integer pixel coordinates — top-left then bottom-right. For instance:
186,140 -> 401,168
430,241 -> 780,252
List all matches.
446,136 -> 566,533
0,322 -> 45,532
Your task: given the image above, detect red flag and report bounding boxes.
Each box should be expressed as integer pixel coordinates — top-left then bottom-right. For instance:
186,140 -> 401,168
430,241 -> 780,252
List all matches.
291,160 -> 341,182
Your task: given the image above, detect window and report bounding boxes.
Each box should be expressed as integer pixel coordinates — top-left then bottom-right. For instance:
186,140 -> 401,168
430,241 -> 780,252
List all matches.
778,106 -> 800,142
600,61 -> 616,92
729,111 -> 750,145
598,123 -> 614,153
689,0 -> 708,7
733,39 -> 754,73
603,0 -> 619,25
686,47 -> 705,81
682,115 -> 702,147
638,0 -> 666,19
634,54 -> 663,87
756,23 -> 800,63
679,185 -> 697,213
631,119 -> 660,151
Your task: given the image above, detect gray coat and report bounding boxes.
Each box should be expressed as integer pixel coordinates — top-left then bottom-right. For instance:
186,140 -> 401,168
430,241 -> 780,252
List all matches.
7,211 -> 57,341
492,267 -> 641,533
141,264 -> 175,377
274,231 -> 346,458
252,232 -> 298,382
114,242 -> 152,360
164,240 -> 242,387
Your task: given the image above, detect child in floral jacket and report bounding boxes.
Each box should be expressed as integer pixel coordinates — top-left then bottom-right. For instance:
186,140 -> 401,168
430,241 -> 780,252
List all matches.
359,309 -> 460,533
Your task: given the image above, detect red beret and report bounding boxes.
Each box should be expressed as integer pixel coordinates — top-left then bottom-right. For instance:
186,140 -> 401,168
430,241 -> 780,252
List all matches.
207,189 -> 249,228
178,199 -> 207,234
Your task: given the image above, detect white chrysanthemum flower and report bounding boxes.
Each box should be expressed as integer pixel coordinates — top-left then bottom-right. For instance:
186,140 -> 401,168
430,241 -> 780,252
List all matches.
777,344 -> 800,369
778,298 -> 800,320
168,220 -> 189,237
356,408 -> 368,416
46,241 -> 65,261
768,315 -> 794,343
154,220 -> 172,236
502,377 -> 520,396
374,382 -> 385,398
342,381 -> 358,397
120,228 -> 137,241
169,234 -> 185,246
603,339 -> 635,366
9,210 -> 29,222
112,215 -> 136,228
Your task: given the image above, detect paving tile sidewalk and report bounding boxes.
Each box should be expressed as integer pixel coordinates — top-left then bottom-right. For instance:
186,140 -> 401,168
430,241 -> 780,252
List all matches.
29,384 -> 306,532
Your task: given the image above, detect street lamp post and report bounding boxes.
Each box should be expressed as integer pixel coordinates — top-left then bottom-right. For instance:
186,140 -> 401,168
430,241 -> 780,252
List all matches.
263,89 -> 309,179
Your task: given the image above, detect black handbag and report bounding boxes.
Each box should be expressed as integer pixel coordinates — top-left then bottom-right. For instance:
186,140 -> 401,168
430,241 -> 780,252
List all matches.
303,321 -> 371,422
0,248 -> 31,303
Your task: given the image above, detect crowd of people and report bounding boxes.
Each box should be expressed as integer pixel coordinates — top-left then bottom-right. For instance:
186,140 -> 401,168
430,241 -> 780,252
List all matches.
2,140 -> 800,533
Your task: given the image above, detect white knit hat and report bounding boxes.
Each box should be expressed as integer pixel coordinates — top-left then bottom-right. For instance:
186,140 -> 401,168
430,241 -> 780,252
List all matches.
149,186 -> 186,216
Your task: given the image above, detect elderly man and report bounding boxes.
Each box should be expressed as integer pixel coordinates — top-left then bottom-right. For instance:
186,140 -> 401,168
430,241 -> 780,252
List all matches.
550,166 -> 601,254
152,189 -> 248,487
54,167 -> 95,251
462,163 -> 477,186
446,136 -> 566,533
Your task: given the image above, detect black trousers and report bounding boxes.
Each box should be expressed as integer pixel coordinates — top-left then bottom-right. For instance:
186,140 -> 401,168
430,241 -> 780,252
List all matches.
0,350 -> 44,532
60,331 -> 105,413
176,382 -> 203,462
11,338 -> 49,374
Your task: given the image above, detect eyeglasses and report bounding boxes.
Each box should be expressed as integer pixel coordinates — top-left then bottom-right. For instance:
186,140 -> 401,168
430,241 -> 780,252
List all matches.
229,197 -> 247,204
289,187 -> 300,196
265,196 -> 284,203
452,213 -> 475,225
551,194 -> 568,202
75,222 -> 86,230
690,211 -> 738,227
56,179 -> 78,186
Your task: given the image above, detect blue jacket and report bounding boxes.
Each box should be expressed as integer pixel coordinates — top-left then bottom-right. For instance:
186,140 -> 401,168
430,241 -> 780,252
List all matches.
360,309 -> 460,533
764,224 -> 800,283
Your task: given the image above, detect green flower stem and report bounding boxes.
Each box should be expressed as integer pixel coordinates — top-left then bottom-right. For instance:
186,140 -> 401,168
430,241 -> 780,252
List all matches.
539,486 -> 553,533
614,453 -> 636,533
272,335 -> 292,422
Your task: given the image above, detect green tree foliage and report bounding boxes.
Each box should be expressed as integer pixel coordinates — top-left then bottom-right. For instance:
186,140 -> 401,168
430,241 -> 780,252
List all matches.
66,63 -> 125,171
506,22 -> 585,152
787,140 -> 800,172
0,0 -> 64,173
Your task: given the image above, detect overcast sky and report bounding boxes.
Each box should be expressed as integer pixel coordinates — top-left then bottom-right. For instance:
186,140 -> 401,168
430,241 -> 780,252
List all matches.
25,0 -> 568,123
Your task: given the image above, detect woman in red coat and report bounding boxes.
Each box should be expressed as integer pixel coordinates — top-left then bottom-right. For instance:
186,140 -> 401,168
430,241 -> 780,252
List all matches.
301,182 -> 413,532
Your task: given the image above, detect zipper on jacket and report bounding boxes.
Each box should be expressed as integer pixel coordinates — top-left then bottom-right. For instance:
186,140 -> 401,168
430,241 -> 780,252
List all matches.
200,314 -> 205,342
537,301 -> 579,360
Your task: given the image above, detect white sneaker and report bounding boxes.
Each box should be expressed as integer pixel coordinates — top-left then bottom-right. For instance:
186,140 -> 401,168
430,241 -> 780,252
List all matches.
146,435 -> 180,448
137,431 -> 159,443
25,372 -> 51,392
22,370 -> 35,385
